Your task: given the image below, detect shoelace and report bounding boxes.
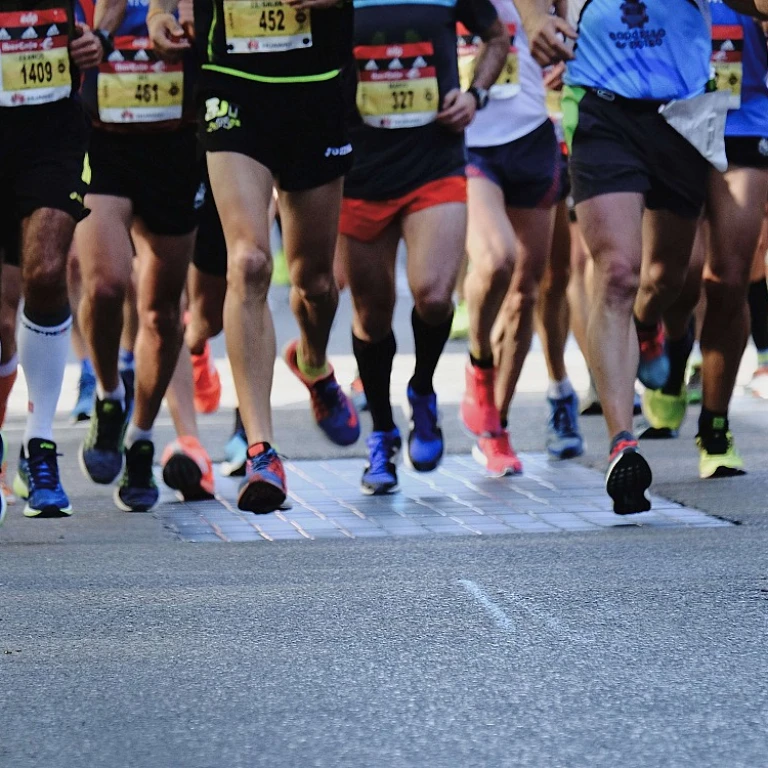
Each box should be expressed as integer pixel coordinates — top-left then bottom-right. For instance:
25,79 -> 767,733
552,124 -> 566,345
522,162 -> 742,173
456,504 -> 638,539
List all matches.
27,451 -> 62,491
247,450 -> 286,482
551,400 -> 576,437
124,449 -> 154,487
366,436 -> 395,474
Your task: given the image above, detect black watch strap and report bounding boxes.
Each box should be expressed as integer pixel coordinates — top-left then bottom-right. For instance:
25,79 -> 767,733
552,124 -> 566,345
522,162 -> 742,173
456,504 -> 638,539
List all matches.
93,29 -> 115,60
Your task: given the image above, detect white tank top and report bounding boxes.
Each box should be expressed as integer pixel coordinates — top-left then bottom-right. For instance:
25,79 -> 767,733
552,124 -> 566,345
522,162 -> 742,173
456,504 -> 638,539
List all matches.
464,0 -> 548,148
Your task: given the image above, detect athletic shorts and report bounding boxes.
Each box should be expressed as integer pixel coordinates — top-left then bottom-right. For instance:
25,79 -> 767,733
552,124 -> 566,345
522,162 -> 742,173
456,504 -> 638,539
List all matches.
565,88 -> 709,220
198,75 -> 353,192
193,177 -> 227,278
339,176 -> 467,243
0,98 -> 90,265
725,136 -> 768,170
467,119 -> 563,209
88,125 -> 200,236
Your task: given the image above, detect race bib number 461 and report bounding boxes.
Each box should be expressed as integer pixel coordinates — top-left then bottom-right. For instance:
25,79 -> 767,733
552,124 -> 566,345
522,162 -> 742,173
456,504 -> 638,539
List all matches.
98,37 -> 183,124
0,9 -> 72,107
223,0 -> 312,53
355,43 -> 439,129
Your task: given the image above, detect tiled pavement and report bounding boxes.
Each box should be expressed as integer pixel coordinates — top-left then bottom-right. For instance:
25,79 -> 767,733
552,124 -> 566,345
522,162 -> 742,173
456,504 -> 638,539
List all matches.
155,453 -> 731,542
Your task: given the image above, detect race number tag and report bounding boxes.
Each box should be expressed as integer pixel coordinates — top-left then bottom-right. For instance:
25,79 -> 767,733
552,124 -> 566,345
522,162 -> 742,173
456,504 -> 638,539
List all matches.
223,0 -> 312,54
355,43 -> 439,129
0,8 -> 71,107
97,37 -> 183,123
457,23 -> 519,100
711,24 -> 743,110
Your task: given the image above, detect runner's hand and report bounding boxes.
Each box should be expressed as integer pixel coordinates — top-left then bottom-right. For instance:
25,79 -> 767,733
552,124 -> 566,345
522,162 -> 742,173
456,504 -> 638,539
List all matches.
148,12 -> 190,62
525,14 -> 577,66
283,0 -> 340,8
543,61 -> 566,91
69,23 -> 103,69
437,89 -> 476,133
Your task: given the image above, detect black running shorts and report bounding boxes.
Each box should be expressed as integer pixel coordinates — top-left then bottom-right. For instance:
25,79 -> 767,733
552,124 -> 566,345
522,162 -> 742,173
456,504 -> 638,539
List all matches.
563,87 -> 709,220
87,125 -> 201,236
193,176 -> 227,278
725,136 -> 768,170
198,74 -> 353,192
0,98 -> 90,266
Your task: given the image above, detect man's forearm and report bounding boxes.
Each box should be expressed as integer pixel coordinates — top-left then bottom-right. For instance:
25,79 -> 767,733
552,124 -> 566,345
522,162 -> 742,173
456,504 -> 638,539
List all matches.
472,22 -> 511,91
149,0 -> 180,14
515,0 -> 555,30
94,0 -> 127,33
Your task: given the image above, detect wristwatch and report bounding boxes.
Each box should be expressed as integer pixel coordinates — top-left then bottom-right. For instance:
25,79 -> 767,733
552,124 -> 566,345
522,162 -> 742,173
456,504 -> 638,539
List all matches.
93,29 -> 115,60
468,85 -> 490,110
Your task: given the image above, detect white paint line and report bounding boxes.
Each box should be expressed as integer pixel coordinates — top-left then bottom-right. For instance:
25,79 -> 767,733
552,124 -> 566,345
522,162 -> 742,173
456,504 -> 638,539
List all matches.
459,579 -> 513,632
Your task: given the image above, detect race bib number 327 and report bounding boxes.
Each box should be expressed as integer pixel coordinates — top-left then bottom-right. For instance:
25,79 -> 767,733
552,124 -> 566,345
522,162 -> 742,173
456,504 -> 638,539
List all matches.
0,8 -> 72,107
223,0 -> 312,54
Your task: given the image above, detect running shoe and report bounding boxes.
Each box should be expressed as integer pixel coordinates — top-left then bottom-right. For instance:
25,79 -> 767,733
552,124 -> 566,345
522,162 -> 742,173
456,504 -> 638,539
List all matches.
0,434 -> 7,526
192,343 -> 222,415
449,299 -> 469,340
71,364 -> 96,423
349,375 -> 369,413
687,362 -> 703,405
272,248 -> 290,287
361,429 -> 401,495
460,362 -> 501,437
16,439 -> 73,518
406,384 -> 443,472
546,393 -> 584,459
161,436 -> 215,501
237,444 -> 287,514
79,397 -> 130,484
641,386 -> 686,439
114,440 -> 159,512
472,431 -> 523,477
637,321 -> 670,390
283,339 -> 360,446
605,432 -> 652,515
745,366 -> 768,400
222,423 -> 248,478
0,462 -> 15,507
696,431 -> 745,479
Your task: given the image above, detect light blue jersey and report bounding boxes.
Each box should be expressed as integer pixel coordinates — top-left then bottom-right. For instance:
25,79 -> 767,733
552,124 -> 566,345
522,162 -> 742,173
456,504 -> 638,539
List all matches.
565,1 -> 712,100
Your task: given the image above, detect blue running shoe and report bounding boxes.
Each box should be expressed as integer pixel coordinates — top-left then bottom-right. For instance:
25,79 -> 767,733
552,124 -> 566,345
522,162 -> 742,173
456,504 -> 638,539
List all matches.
0,433 -> 6,526
361,429 -> 401,495
237,444 -> 287,514
15,439 -> 73,518
114,440 -> 159,512
71,364 -> 96,423
547,393 -> 585,459
406,385 -> 443,472
80,397 -> 130,484
284,339 -> 360,446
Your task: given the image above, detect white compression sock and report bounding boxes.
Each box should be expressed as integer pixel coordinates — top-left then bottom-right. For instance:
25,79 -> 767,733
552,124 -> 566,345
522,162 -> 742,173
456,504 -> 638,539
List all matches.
547,378 -> 575,400
19,311 -> 72,444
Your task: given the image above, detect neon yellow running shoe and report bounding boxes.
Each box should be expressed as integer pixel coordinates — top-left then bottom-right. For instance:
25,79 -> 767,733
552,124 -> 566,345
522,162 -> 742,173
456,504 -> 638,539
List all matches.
686,362 -> 702,405
272,248 -> 290,286
640,386 -> 686,439
696,431 -> 745,479
450,300 -> 469,340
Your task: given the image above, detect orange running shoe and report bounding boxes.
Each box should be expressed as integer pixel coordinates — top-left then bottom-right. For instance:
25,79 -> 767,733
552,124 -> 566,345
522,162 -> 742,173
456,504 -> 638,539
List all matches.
0,462 -> 16,505
161,436 -> 215,501
472,431 -> 523,477
460,362 -> 502,437
191,343 -> 221,414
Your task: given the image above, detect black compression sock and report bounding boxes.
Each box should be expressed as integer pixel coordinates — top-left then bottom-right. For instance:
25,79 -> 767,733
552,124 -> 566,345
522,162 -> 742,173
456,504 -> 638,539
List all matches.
352,331 -> 397,433
410,307 -> 453,396
748,279 -> 768,351
662,319 -> 695,396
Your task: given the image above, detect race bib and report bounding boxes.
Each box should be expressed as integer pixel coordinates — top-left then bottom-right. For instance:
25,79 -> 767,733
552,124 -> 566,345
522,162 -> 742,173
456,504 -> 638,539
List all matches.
223,0 -> 312,54
0,8 -> 71,107
546,89 -> 565,145
457,23 -> 519,100
355,43 -> 439,129
711,24 -> 743,110
97,37 -> 183,123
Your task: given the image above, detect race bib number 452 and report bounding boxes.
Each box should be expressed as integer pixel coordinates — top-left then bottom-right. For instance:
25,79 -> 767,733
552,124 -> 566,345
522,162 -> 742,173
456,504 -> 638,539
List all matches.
223,0 -> 312,53
0,8 -> 72,107
355,43 -> 439,129
98,37 -> 183,124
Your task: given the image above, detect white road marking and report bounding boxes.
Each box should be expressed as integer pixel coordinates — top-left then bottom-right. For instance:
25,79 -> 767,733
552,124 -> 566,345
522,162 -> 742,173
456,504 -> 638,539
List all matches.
459,579 -> 513,632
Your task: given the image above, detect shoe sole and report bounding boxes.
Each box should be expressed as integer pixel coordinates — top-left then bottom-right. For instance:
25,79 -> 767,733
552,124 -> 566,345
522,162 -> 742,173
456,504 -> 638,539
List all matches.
547,442 -> 585,461
605,450 -> 652,515
113,487 -> 159,513
237,478 -> 286,515
638,426 -> 678,440
78,443 -> 123,485
23,502 -> 73,518
471,444 -> 522,477
404,444 -> 443,473
162,454 -> 214,501
360,481 -> 399,496
703,466 -> 747,479
72,412 -> 91,424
